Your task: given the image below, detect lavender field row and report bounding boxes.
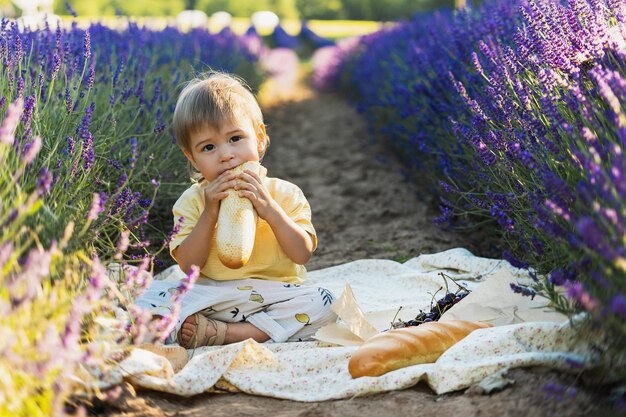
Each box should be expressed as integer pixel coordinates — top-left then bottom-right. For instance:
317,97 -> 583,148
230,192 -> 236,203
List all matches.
0,19 -> 263,415
315,0 -> 626,386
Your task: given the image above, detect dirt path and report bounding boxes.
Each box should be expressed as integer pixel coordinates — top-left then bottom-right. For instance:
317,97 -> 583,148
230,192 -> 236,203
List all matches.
264,93 -> 497,270
98,88 -> 613,416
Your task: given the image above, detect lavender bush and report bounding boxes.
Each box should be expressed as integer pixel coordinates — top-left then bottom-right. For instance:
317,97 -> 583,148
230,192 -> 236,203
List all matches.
0,97 -> 203,415
318,0 -> 626,381
1,15 -> 260,414
299,21 -> 335,49
271,23 -> 302,49
0,17 -> 262,263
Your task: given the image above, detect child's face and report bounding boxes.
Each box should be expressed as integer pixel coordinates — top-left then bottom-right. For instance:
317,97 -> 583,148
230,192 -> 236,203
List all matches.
184,114 -> 266,182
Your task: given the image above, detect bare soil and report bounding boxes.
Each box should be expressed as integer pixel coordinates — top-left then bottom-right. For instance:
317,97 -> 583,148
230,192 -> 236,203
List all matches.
96,90 -> 618,416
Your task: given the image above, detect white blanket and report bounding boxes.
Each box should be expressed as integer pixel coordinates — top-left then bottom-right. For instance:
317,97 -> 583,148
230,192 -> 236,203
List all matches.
108,248 -> 592,400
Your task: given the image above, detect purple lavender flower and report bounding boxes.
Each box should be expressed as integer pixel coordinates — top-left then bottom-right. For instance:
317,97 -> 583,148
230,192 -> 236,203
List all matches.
9,244 -> 54,308
115,230 -> 130,260
150,303 -> 180,343
576,216 -> 615,260
21,94 -> 36,128
121,258 -> 152,300
16,76 -> 24,98
126,304 -> 153,344
0,242 -> 13,267
76,102 -> 95,139
510,282 -> 537,299
544,199 -> 571,221
163,216 -> 184,246
434,205 -> 453,226
86,63 -> 95,90
86,192 -> 103,221
51,53 -> 61,79
173,264 -> 199,302
36,168 -> 53,195
564,281 -> 598,311
22,135 -> 41,165
502,250 -> 529,269
490,205 -> 514,230
543,381 -> 576,401
610,294 -> 626,319
14,34 -> 23,63
80,132 -> 94,170
61,295 -> 86,348
64,1 -> 77,17
135,79 -> 144,105
66,136 -> 75,154
87,256 -> 108,302
83,30 -> 91,59
549,268 -> 573,286
0,98 -> 22,145
64,87 -> 73,114
153,122 -> 166,134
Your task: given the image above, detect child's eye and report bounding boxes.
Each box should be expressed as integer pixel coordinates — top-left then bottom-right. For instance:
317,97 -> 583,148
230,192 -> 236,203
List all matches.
230,135 -> 242,143
202,144 -> 215,151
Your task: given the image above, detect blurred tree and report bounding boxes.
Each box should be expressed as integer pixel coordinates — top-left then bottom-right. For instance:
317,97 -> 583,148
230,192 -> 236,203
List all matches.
296,0 -> 456,20
122,0 -> 185,16
195,0 -> 229,15
295,0 -> 345,20
341,0 -> 366,20
226,0 -> 271,16
271,0 -> 298,19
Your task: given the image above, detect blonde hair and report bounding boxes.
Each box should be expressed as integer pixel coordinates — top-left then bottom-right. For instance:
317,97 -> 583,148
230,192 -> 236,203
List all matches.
173,71 -> 270,179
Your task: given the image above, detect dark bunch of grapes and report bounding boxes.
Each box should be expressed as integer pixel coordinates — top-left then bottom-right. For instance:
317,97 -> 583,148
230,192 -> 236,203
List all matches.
390,273 -> 472,329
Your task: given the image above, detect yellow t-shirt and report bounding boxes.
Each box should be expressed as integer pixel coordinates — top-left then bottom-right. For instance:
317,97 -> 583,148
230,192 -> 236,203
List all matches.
169,176 -> 317,284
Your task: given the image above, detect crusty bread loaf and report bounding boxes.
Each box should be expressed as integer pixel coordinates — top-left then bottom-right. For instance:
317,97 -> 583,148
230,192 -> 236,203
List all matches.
216,161 -> 262,269
348,320 -> 493,378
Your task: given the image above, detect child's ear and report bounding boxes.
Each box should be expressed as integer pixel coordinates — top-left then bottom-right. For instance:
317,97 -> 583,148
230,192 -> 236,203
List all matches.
183,149 -> 198,170
257,123 -> 267,150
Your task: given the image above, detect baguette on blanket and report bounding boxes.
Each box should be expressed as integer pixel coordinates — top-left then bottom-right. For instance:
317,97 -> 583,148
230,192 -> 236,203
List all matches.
348,320 -> 493,378
216,161 -> 264,269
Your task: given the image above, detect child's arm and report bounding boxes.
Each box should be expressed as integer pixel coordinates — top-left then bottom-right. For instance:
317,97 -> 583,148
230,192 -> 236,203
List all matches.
264,207 -> 314,265
236,170 -> 314,265
174,171 -> 237,273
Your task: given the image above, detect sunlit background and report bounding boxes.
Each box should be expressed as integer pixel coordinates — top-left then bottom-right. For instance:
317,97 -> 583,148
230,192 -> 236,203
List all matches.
0,0 -> 470,19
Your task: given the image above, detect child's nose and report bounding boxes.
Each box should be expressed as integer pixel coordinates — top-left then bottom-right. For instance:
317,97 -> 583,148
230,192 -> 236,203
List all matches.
219,149 -> 234,162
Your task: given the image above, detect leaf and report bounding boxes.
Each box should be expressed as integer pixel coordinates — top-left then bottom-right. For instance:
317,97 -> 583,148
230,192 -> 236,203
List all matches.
318,288 -> 335,306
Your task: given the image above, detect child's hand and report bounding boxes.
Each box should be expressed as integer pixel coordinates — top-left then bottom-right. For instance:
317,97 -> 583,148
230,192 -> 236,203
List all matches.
235,169 -> 279,221
202,171 -> 237,219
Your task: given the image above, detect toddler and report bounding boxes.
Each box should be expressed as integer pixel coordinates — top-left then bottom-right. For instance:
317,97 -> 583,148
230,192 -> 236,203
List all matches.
163,71 -> 336,348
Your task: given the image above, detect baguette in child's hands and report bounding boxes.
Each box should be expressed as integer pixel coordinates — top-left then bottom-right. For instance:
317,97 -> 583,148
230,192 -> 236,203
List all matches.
216,161 -> 265,269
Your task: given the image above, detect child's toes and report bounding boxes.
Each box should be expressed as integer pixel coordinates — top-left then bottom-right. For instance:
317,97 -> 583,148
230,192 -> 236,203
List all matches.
178,315 -> 198,346
180,328 -> 194,343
